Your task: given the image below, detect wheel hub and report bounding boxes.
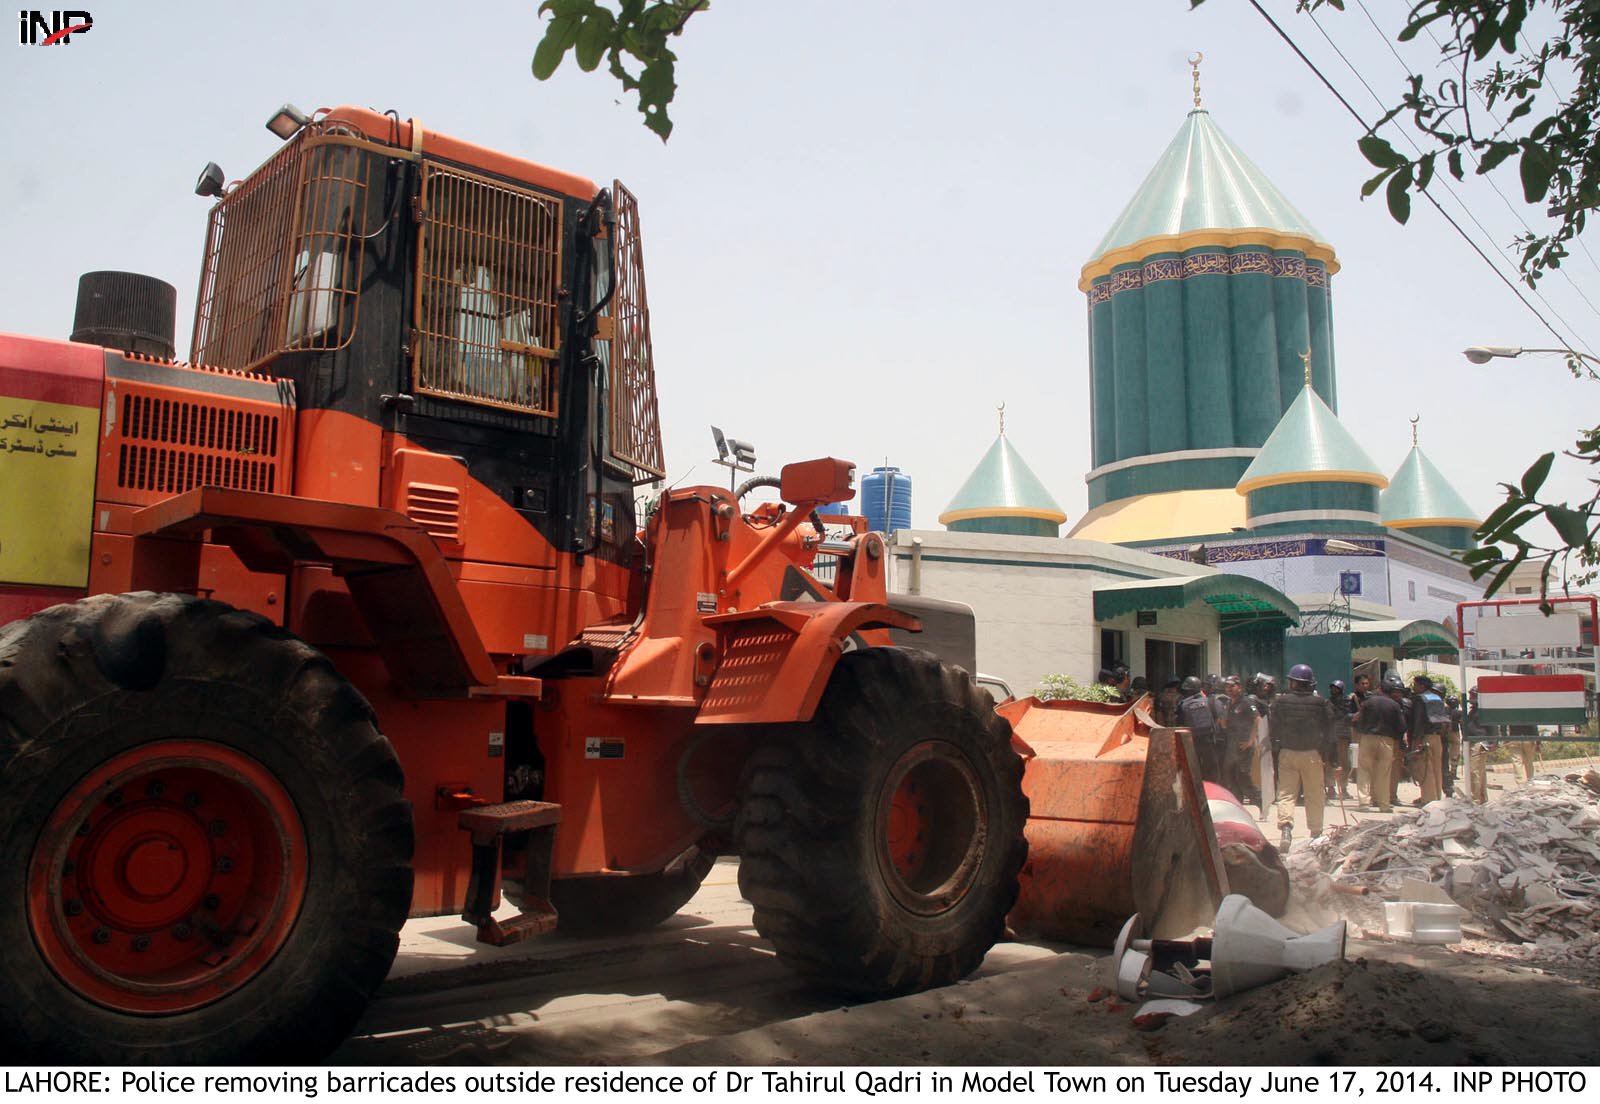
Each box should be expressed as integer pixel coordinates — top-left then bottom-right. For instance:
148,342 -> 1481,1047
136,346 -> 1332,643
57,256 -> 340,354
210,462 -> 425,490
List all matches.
27,741 -> 307,1015
875,740 -> 987,916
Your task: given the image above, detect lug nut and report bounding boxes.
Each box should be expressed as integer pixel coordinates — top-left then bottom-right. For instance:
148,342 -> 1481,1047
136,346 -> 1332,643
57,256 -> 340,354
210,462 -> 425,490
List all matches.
215,857 -> 234,874
105,790 -> 123,807
203,895 -> 221,910
172,922 -> 193,941
147,780 -> 165,798
183,791 -> 202,809
208,819 -> 227,838
92,928 -> 111,945
76,820 -> 92,837
64,899 -> 83,917
132,936 -> 151,952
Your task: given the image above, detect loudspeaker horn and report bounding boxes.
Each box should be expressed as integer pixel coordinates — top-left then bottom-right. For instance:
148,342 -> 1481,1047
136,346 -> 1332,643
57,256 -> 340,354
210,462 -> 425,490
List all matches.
1209,893 -> 1346,998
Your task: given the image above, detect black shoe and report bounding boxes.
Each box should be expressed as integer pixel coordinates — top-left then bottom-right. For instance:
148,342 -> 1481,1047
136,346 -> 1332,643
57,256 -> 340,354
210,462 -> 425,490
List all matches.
1279,825 -> 1293,850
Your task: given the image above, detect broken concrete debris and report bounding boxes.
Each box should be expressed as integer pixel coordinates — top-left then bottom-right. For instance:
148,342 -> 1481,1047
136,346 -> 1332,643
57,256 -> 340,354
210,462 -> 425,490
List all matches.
1288,778 -> 1600,967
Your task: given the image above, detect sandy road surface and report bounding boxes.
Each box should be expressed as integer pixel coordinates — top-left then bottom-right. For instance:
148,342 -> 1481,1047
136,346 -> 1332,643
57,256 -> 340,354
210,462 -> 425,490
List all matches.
333,859 -> 1062,1065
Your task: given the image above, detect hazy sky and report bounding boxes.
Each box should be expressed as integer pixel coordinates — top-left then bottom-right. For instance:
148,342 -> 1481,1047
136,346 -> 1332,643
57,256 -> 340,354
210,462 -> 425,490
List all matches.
4,1 -> 1594,543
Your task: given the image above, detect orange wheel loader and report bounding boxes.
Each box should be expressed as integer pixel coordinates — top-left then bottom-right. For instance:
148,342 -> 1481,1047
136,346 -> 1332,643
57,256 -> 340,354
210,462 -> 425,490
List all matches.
0,106 -> 1223,1063
0,107 -> 1033,1062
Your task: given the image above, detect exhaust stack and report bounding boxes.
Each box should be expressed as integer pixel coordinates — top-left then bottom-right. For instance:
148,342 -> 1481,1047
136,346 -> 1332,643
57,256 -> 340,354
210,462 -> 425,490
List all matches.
70,270 -> 176,359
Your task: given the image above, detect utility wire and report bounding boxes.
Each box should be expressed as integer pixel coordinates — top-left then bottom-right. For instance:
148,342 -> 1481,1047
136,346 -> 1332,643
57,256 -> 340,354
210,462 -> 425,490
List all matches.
1370,0 -> 1600,309
1316,0 -> 1599,352
1340,0 -> 1600,338
1244,0 -> 1591,360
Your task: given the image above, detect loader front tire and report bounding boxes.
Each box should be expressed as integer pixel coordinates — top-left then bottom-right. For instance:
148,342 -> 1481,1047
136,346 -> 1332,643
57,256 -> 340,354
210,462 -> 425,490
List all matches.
0,593 -> 413,1063
735,647 -> 1026,995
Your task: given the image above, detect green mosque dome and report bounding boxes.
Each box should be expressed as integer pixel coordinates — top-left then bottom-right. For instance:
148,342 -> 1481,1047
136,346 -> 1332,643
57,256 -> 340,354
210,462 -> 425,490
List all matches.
1236,376 -> 1387,534
1237,379 -> 1387,495
1076,90 -> 1343,530
940,428 -> 1067,538
1085,109 -> 1337,279
1381,443 -> 1478,550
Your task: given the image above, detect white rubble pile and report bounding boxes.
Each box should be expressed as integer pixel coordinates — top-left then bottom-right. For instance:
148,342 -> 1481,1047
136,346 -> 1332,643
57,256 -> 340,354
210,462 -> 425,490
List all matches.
1286,778 -> 1600,967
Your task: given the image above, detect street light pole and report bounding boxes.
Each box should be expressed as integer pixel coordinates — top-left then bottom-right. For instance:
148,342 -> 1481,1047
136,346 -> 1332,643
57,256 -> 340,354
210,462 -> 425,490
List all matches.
1462,345 -> 1600,375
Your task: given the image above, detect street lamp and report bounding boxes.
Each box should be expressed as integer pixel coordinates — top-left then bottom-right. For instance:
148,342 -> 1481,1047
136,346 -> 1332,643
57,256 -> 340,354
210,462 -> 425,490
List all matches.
1463,344 -> 1600,372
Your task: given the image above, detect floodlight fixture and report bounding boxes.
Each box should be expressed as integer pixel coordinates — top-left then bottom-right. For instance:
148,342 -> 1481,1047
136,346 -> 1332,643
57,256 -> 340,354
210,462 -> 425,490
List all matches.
266,103 -> 311,141
194,162 -> 226,198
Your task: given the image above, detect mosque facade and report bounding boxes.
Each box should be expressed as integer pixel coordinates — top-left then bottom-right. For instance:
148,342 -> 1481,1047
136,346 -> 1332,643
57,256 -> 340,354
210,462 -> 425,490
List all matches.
935,78 -> 1483,681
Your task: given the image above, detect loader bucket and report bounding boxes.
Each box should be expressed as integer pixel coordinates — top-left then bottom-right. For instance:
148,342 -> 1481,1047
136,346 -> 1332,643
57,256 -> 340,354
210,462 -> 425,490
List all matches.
1002,695 -> 1227,946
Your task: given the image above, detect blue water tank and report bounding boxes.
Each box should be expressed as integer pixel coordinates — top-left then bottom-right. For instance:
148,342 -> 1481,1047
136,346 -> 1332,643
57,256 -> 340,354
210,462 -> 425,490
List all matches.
819,502 -> 850,516
862,466 -> 912,534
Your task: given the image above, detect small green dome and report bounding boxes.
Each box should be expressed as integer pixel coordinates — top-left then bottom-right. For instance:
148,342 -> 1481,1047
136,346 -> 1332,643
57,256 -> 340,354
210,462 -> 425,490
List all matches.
1382,446 -> 1478,528
1088,110 -> 1332,263
939,434 -> 1067,531
1236,383 -> 1387,496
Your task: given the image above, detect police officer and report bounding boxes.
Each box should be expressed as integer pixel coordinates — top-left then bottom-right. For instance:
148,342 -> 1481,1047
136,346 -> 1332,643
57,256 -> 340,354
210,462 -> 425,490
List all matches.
1327,680 -> 1353,800
1178,675 -> 1221,782
1247,673 -> 1277,815
1268,664 -> 1336,848
1355,674 -> 1407,813
1462,690 -> 1496,805
1216,675 -> 1255,798
1408,674 -> 1448,805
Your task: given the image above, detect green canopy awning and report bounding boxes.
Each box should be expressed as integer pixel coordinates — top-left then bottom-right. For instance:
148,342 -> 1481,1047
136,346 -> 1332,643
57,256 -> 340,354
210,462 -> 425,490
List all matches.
1094,575 -> 1300,629
1348,619 -> 1459,658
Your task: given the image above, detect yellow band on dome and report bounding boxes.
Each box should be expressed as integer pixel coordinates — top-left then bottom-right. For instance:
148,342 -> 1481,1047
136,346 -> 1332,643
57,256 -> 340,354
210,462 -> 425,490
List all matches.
1080,228 -> 1340,291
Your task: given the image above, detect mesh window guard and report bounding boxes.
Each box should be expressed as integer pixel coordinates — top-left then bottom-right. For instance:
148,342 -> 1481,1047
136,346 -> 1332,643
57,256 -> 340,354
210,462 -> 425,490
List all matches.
605,181 -> 665,481
413,164 -> 563,416
192,129 -> 375,371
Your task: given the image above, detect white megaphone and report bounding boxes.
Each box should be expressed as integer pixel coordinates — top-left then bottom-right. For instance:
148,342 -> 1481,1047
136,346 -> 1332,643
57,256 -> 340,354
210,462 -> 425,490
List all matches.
1209,893 -> 1346,998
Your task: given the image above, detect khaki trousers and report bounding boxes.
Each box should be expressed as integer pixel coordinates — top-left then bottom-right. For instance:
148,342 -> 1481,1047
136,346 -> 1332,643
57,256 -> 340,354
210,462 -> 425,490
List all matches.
1418,731 -> 1444,804
1277,747 -> 1325,836
1469,747 -> 1488,804
1357,732 -> 1394,811
1516,742 -> 1538,782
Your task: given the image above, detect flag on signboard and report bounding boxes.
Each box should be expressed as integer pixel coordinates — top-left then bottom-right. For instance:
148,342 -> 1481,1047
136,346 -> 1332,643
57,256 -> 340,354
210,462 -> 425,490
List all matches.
1476,675 -> 1588,726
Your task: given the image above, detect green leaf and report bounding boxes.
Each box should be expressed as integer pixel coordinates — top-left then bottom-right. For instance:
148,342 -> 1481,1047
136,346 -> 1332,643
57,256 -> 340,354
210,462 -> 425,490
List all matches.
1482,552 -> 1527,599
1483,508 -> 1540,544
1476,142 -> 1517,174
1386,170 -> 1412,224
1520,142 -> 1556,203
1447,148 -> 1464,180
532,14 -> 582,80
1547,505 -> 1591,547
1416,152 -> 1435,192
1361,167 -> 1392,199
575,13 -> 612,72
1475,497 -> 1525,540
1359,134 -> 1405,169
1521,451 -> 1555,496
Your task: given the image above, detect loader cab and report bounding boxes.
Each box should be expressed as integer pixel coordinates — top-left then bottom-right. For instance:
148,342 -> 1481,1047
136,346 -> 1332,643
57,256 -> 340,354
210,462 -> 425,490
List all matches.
189,106 -> 663,571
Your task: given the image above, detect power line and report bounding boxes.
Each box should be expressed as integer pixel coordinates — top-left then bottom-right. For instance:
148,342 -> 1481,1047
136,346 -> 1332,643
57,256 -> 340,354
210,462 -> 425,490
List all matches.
1372,0 -> 1600,306
1244,0 -> 1592,359
1318,1 -> 1600,352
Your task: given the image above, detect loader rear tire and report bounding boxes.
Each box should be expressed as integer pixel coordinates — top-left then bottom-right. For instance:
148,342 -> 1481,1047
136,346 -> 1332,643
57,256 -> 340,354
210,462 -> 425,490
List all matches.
0,593 -> 412,1063
735,646 -> 1026,996
550,845 -> 716,936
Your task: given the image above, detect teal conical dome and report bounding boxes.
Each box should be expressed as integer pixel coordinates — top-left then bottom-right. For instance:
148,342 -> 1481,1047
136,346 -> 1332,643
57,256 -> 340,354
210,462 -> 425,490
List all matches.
940,434 -> 1067,537
1090,109 -> 1331,262
1237,382 -> 1386,495
1236,380 -> 1387,533
1382,445 -> 1478,550
1078,100 -> 1342,529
